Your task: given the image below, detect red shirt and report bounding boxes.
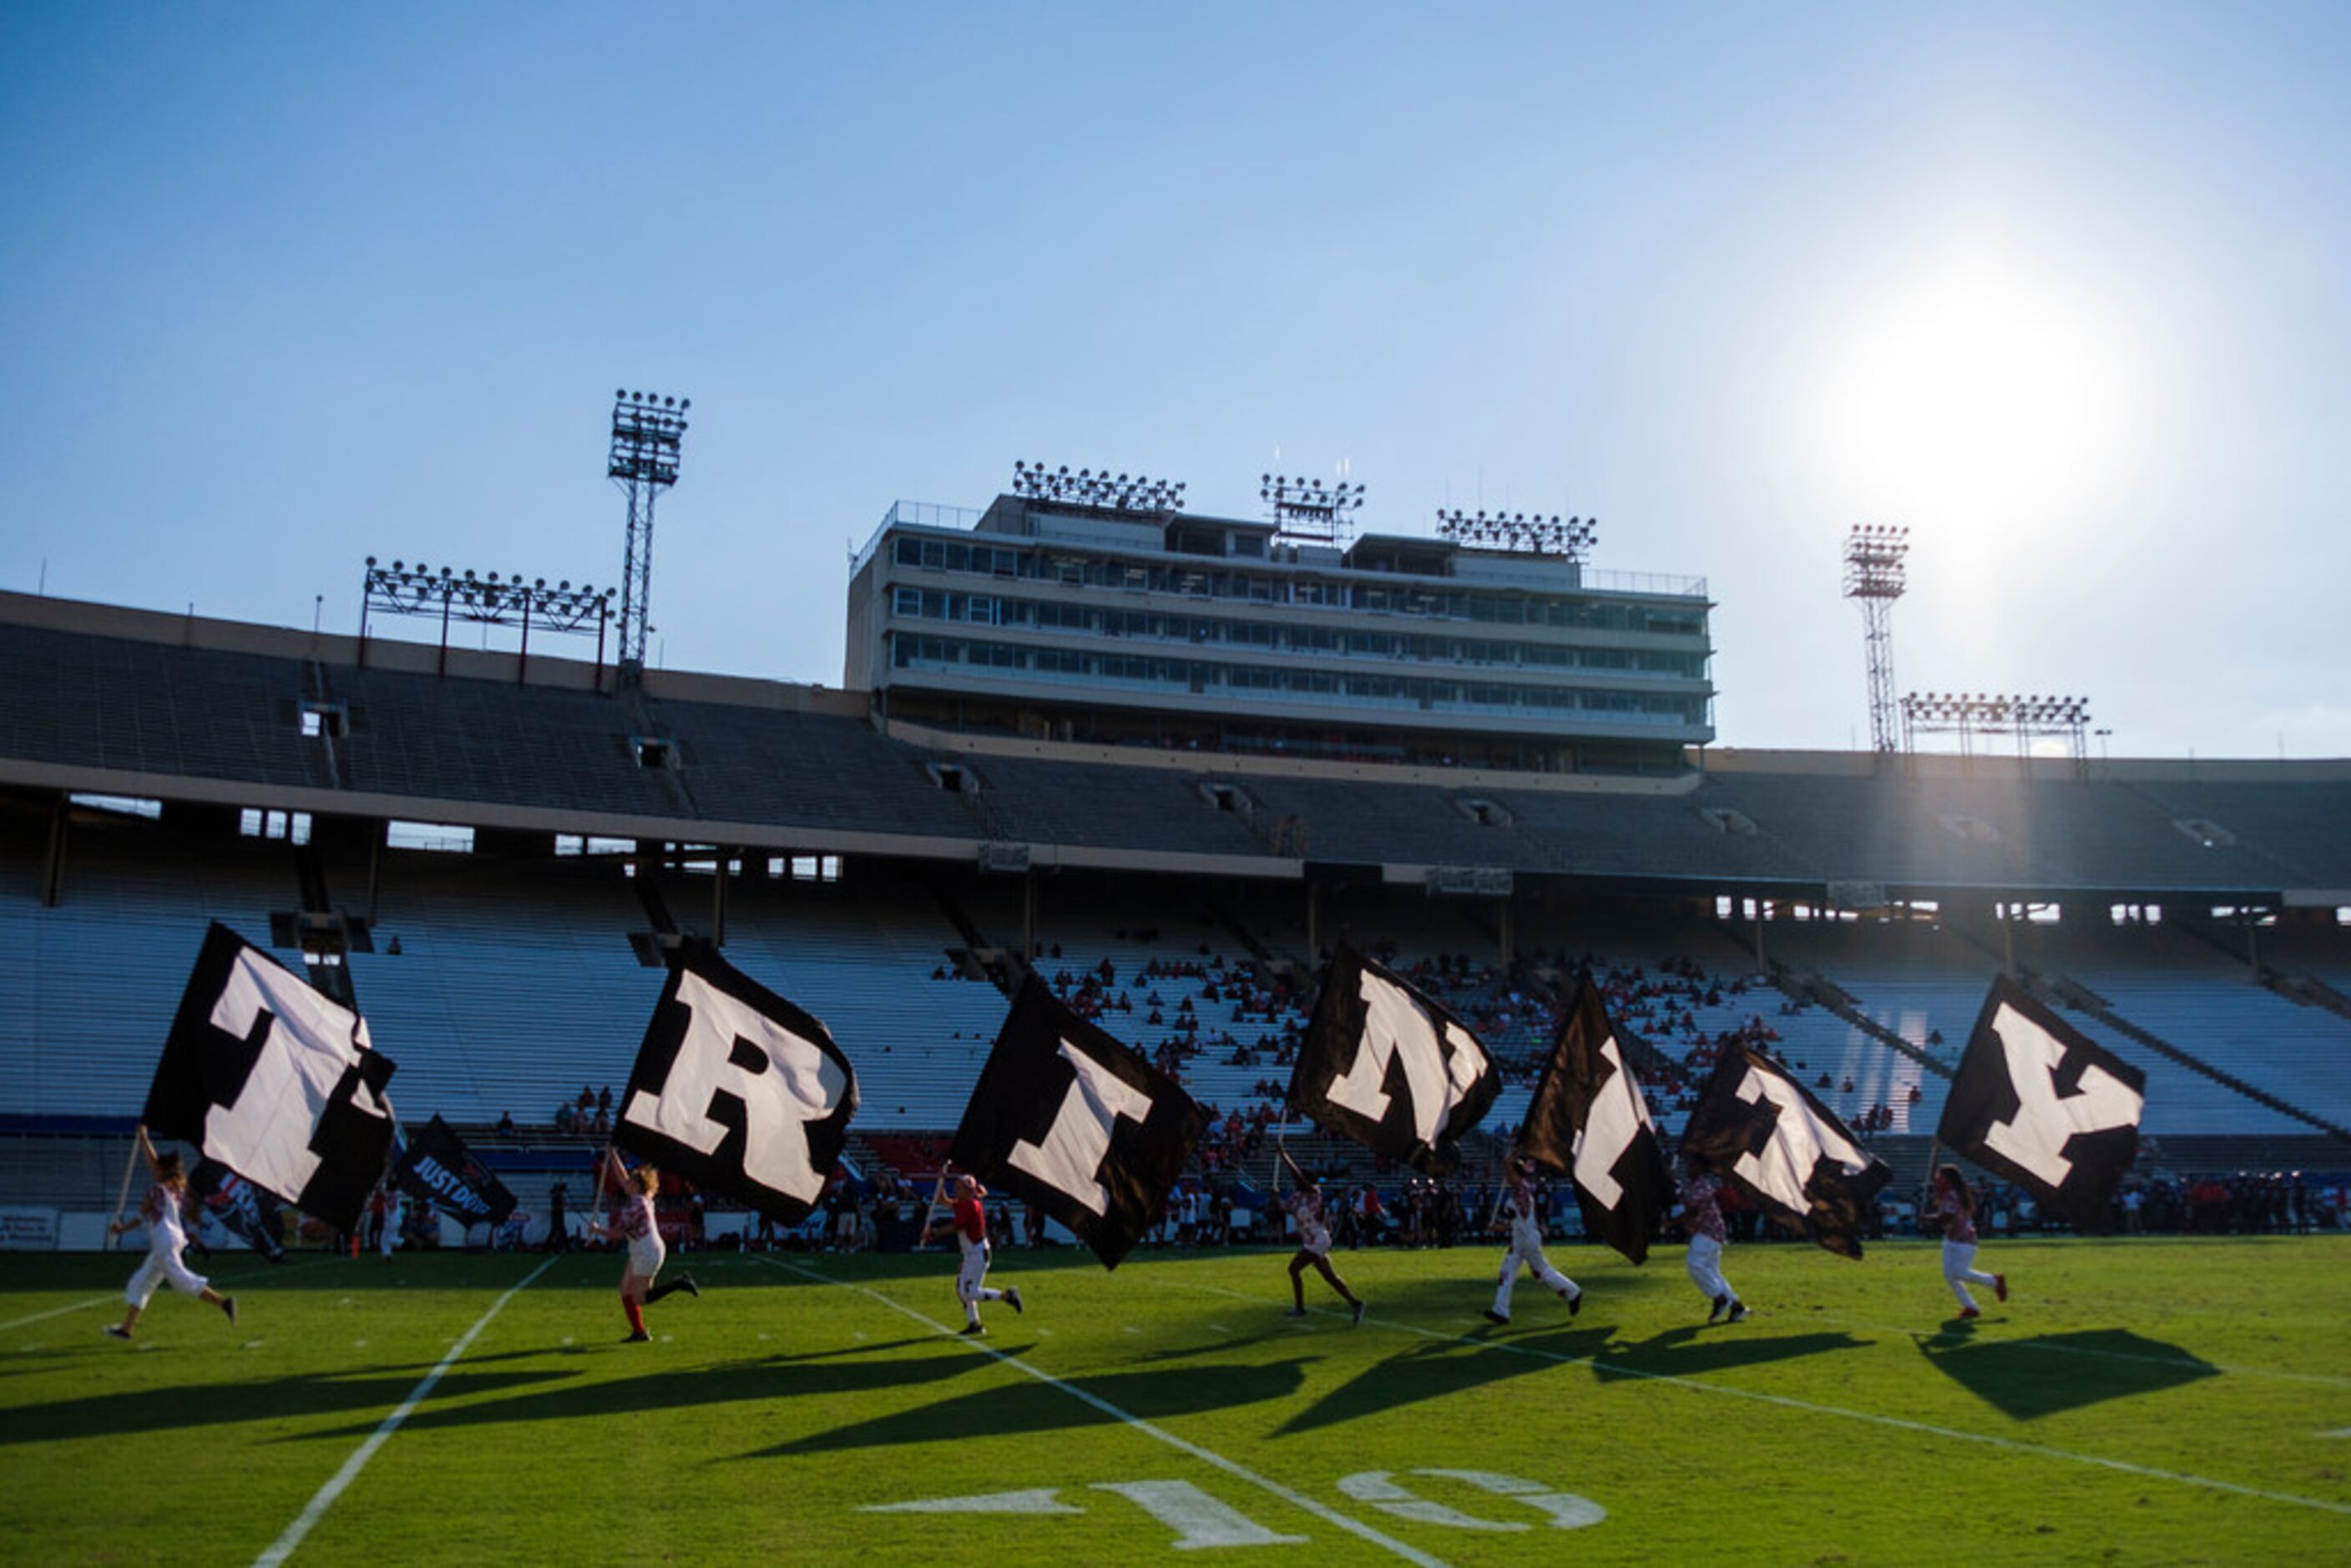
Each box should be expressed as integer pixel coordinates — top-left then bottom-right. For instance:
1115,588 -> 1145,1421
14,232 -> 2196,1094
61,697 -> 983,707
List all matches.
952,1191 -> 986,1244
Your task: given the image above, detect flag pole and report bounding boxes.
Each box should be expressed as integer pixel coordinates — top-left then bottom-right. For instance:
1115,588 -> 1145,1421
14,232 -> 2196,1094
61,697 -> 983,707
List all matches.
108,1125 -> 144,1252
915,1165 -> 949,1252
589,1141 -> 613,1254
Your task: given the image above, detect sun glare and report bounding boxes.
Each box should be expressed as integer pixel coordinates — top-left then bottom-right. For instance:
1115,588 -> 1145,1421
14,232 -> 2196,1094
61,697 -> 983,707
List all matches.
1809,245 -> 2139,536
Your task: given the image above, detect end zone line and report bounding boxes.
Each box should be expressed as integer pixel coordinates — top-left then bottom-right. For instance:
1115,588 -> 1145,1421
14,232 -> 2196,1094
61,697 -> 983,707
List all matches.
253,1255 -> 559,1567
3,1257 -> 336,1334
758,1257 -> 1449,1568
1170,1282 -> 2351,1519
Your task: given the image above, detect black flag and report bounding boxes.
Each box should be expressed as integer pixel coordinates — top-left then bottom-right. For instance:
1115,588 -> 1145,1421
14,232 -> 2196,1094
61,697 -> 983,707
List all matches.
392,1115 -> 518,1230
614,940 -> 859,1226
1681,1041 -> 1889,1258
190,1158 -> 287,1262
950,974 -> 1207,1269
1938,976 -> 2146,1230
1517,974 -> 1672,1264
144,923 -> 397,1234
1287,944 -> 1500,1176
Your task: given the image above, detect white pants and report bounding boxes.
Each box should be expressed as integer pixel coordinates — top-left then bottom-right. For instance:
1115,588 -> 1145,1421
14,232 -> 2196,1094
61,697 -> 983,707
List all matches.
380,1201 -> 401,1257
956,1238 -> 1003,1323
1493,1223 -> 1577,1318
127,1242 -> 207,1309
1686,1233 -> 1733,1305
1943,1240 -> 1997,1308
628,1232 -> 666,1286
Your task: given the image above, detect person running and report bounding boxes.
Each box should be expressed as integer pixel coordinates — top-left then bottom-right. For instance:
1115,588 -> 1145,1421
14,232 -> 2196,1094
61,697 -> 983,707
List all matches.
924,1167 -> 1020,1334
1677,1150 -> 1747,1324
1485,1156 -> 1582,1326
1281,1170 -> 1365,1324
376,1178 -> 402,1263
588,1150 -> 698,1343
1932,1164 -> 2008,1319
107,1125 -> 236,1342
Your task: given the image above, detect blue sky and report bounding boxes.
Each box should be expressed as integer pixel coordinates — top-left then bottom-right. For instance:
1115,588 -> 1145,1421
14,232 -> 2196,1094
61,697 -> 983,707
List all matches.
3,4 -> 2345,757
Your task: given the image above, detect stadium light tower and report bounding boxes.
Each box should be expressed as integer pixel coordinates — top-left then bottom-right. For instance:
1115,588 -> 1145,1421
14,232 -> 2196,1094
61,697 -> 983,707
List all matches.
1843,524 -> 1909,753
609,389 -> 690,679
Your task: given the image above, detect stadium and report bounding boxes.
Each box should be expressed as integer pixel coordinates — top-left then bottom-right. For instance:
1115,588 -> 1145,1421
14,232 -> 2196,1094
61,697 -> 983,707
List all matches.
3,456 -> 2348,1563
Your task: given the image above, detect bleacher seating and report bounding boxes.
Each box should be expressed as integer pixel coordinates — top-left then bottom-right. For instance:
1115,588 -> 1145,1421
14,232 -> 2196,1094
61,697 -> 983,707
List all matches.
0,821 -> 292,1116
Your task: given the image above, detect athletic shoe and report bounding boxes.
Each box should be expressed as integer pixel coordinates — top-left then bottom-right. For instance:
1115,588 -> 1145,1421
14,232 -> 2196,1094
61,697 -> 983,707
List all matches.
1567,1288 -> 1583,1318
679,1272 -> 700,1299
1993,1273 -> 2008,1304
1727,1302 -> 1749,1323
1004,1287 -> 1023,1315
1351,1301 -> 1366,1327
1707,1294 -> 1728,1325
1283,1307 -> 1309,1318
221,1296 -> 238,1327
622,1330 -> 650,1343
959,1322 -> 985,1336
104,1325 -> 131,1341
1957,1306 -> 1980,1320
1483,1308 -> 1509,1326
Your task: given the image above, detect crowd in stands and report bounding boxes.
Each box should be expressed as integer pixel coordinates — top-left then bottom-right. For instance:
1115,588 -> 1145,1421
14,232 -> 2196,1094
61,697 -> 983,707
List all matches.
554,1085 -> 615,1136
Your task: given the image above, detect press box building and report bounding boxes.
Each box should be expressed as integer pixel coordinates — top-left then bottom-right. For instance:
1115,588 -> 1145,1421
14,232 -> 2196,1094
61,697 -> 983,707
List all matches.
845,485 -> 1716,776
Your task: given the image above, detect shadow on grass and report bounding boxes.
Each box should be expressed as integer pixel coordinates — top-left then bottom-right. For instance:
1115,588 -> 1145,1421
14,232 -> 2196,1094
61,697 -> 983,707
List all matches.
1277,1326 -> 1615,1434
749,1356 -> 1317,1458
8,1367 -> 574,1444
1914,1327 -> 2219,1419
296,1340 -> 997,1442
1592,1324 -> 1869,1383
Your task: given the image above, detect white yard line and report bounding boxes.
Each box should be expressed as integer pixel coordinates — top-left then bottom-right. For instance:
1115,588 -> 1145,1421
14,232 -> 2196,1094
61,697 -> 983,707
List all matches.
1170,1282 -> 2351,1519
760,1257 -> 1449,1568
3,1257 -> 336,1334
252,1256 -> 558,1566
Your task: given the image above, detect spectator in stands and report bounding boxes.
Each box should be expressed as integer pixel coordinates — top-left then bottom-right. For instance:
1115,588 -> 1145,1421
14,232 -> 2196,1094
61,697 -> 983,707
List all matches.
495,1110 -> 516,1138
107,1125 -> 236,1342
597,1085 -> 614,1117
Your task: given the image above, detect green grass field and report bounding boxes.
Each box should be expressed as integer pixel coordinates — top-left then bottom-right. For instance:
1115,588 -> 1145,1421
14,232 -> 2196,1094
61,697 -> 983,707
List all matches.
3,1236 -> 2346,1565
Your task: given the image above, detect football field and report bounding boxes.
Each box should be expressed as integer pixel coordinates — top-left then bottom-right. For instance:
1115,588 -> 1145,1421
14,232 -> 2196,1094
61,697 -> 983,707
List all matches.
3,1236 -> 2345,1564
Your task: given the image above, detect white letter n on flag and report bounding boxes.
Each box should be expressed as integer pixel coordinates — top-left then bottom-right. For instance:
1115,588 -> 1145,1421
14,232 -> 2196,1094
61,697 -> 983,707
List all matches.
1009,1039 -> 1153,1216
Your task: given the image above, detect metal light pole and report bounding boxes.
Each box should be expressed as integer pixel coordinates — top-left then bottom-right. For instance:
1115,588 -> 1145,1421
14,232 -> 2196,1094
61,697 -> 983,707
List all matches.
609,390 -> 689,680
1843,525 -> 1909,754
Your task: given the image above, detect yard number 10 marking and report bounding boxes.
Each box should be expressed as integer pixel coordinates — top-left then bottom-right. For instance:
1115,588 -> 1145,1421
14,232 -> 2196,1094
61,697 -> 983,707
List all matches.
866,1469 -> 1605,1549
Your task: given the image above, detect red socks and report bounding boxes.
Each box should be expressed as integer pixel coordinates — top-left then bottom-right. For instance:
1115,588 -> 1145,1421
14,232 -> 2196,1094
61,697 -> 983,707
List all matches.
624,1296 -> 645,1335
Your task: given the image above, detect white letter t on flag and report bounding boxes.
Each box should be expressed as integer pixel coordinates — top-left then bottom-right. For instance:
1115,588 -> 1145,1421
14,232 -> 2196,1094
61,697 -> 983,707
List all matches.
1009,1039 -> 1153,1216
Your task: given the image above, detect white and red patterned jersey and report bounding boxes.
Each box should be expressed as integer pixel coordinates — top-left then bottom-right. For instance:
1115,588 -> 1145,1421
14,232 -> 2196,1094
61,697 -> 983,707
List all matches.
1678,1172 -> 1727,1244
614,1191 -> 655,1242
142,1180 -> 186,1243
1284,1189 -> 1331,1252
1934,1188 -> 1978,1246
